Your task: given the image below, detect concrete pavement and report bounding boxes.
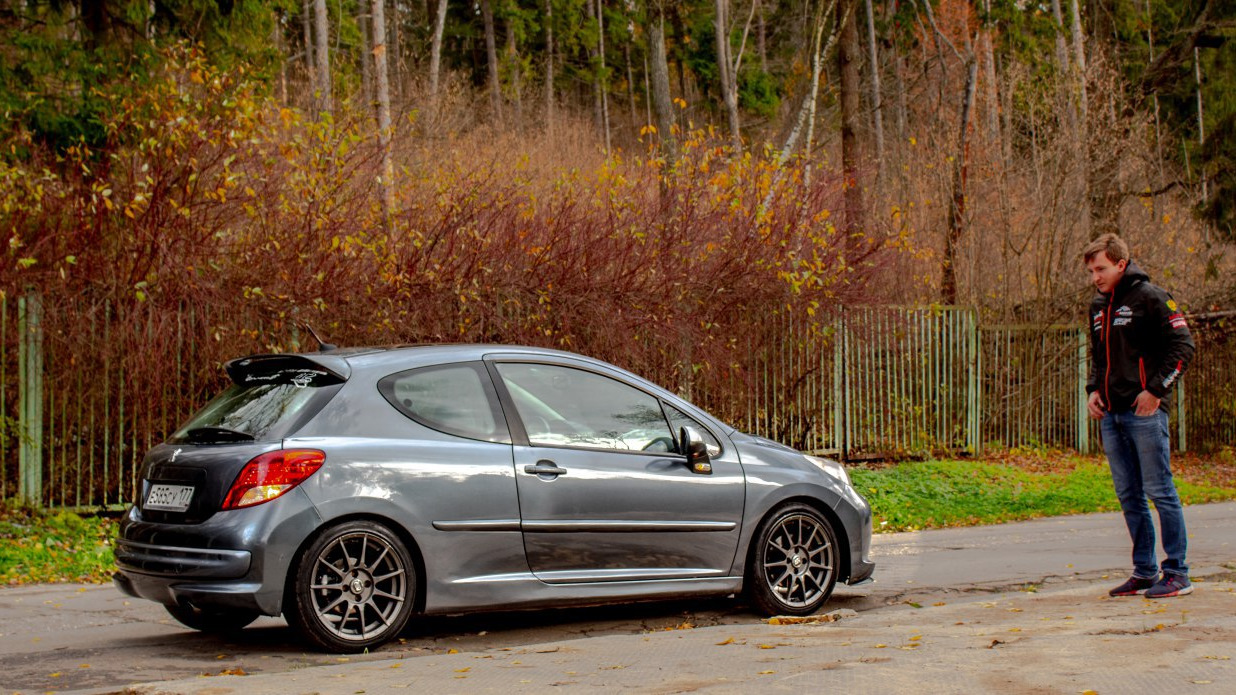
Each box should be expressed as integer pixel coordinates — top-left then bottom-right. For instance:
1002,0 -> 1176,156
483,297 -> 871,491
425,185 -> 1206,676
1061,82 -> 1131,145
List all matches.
3,501 -> 1232,694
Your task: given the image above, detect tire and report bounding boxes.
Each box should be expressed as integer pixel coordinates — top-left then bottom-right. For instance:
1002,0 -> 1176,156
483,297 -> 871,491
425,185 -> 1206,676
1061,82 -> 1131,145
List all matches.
285,520 -> 417,652
165,603 -> 259,634
745,502 -> 839,616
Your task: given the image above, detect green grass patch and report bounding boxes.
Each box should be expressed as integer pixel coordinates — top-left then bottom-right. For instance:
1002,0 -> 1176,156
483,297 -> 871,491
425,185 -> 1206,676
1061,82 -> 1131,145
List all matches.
0,502 -> 118,584
852,458 -> 1236,533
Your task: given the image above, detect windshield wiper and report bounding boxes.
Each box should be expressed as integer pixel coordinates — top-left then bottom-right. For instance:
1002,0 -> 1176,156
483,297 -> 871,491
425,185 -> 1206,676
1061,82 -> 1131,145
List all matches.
184,426 -> 256,443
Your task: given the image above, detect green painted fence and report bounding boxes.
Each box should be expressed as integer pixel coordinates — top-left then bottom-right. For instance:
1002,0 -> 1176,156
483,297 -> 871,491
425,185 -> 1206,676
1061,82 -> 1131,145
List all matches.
2,296 -> 1233,509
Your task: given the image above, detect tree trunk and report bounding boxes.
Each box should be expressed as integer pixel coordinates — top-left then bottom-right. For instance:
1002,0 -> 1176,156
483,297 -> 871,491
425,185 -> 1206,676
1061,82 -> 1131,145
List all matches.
429,0 -> 449,106
715,0 -> 742,150
757,0 -> 766,73
302,0 -> 316,96
313,0 -> 331,115
358,1 -> 373,111
979,2 -> 1000,156
649,10 -> 676,159
942,57 -> 978,305
839,0 -> 865,236
544,0 -> 555,134
481,0 -> 503,123
863,0 -> 885,178
596,0 -> 611,153
625,39 -> 638,132
274,11 -> 288,105
1068,0 -> 1088,123
372,0 -> 394,220
506,24 -> 524,130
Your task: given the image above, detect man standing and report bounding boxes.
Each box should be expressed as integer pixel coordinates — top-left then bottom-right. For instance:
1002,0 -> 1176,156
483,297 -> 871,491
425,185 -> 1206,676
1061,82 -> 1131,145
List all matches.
1084,233 -> 1195,598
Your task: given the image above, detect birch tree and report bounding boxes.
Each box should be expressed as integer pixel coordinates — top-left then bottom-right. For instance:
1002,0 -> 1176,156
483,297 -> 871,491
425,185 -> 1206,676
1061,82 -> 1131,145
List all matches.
372,0 -> 394,219
313,0 -> 331,115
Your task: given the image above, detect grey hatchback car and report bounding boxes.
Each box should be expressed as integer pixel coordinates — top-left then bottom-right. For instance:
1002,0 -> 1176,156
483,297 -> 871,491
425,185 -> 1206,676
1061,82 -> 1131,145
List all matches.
114,345 -> 874,651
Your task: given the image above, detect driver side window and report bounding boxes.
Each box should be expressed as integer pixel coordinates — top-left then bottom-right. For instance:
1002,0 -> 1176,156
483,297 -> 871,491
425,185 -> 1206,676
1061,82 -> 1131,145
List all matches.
495,363 -> 674,452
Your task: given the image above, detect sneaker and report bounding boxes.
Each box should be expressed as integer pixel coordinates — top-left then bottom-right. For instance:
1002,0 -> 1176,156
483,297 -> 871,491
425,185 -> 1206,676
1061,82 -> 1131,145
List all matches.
1145,574 -> 1193,598
1108,575 -> 1156,597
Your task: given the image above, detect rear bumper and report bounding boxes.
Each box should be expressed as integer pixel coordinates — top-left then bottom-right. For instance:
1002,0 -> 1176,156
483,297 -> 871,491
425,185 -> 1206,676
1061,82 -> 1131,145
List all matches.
112,488 -> 322,616
113,571 -> 269,614
114,539 -> 251,578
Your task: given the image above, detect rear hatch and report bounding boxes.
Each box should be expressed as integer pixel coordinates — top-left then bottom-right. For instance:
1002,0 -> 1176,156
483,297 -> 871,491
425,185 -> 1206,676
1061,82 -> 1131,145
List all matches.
137,354 -> 348,524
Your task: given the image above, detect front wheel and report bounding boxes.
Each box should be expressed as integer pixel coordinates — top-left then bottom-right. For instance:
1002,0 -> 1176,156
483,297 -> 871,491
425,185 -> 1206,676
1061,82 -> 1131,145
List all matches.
285,520 -> 417,652
165,603 -> 259,634
745,502 -> 839,616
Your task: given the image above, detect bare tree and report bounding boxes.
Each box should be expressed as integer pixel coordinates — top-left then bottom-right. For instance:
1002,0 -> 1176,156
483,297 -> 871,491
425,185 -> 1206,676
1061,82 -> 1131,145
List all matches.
596,0 -> 611,153
357,0 -> 373,110
715,0 -> 756,152
917,0 -> 978,304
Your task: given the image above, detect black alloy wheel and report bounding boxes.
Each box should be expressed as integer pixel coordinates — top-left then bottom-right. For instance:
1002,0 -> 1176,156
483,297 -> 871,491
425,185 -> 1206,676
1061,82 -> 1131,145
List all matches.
285,520 -> 417,652
746,502 -> 839,616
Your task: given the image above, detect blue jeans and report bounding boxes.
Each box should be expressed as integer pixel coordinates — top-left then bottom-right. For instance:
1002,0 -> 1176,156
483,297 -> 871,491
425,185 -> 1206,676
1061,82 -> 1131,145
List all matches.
1100,410 -> 1188,579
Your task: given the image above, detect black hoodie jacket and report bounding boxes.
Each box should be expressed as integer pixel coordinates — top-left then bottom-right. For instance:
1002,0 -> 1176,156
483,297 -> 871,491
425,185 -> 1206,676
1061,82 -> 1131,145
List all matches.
1086,260 -> 1195,413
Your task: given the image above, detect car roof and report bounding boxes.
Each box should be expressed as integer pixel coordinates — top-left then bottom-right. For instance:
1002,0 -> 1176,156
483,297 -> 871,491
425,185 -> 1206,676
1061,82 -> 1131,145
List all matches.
321,343 -> 587,369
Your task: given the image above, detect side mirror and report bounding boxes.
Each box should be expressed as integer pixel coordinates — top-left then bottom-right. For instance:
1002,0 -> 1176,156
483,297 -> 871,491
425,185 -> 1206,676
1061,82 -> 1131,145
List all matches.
679,426 -> 712,474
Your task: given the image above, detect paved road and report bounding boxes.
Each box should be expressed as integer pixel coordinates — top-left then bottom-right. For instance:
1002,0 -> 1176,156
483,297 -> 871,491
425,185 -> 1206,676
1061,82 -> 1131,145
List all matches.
3,502 -> 1234,694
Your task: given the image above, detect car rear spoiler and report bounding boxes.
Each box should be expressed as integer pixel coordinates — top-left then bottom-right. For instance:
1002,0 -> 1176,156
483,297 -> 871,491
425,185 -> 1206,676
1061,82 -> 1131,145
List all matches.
225,353 -> 350,387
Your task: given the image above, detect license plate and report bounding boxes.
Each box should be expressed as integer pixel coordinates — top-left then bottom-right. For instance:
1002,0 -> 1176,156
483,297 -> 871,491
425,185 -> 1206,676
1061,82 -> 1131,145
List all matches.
145,484 -> 195,512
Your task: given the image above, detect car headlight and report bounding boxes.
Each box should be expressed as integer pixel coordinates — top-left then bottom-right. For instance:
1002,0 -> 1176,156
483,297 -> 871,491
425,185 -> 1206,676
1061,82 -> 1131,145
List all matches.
805,455 -> 850,486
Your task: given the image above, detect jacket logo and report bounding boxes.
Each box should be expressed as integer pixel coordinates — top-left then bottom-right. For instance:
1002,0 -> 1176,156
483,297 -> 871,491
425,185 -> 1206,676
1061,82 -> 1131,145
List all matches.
1168,312 -> 1188,330
1116,305 -> 1133,317
1113,317 -> 1132,327
1092,311 -> 1103,331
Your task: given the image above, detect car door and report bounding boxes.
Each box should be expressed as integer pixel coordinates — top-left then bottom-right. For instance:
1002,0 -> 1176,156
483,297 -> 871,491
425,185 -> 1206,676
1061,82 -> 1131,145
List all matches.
488,357 -> 745,583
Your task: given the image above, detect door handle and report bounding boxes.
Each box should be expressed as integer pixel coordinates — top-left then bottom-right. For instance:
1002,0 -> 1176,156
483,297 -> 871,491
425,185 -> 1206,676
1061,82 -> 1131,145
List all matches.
524,461 -> 568,477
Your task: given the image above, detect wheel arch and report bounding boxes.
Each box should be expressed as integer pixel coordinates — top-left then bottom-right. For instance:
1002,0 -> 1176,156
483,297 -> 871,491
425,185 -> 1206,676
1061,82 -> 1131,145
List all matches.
746,495 -> 852,585
283,512 -> 428,615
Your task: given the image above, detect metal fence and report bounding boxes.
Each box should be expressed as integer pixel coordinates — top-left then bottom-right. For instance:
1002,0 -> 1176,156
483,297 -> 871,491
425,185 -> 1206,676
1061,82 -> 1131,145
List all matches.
1,295 -> 1233,509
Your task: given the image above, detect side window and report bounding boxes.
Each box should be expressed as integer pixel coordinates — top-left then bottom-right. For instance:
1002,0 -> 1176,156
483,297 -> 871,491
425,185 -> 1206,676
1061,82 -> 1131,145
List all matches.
663,403 -> 723,457
495,363 -> 675,453
378,363 -> 509,443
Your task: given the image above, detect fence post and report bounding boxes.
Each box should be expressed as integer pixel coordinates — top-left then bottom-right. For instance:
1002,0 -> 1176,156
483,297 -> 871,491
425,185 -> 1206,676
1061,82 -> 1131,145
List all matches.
1076,327 -> 1090,453
966,308 -> 980,454
1176,377 -> 1187,453
17,290 -> 44,506
833,309 -> 848,459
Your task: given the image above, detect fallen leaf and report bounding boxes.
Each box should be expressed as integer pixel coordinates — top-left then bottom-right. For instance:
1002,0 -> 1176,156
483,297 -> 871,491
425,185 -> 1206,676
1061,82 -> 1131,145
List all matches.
758,644 -> 776,650
448,648 -> 460,654
932,602 -> 946,607
909,635 -> 922,641
758,670 -> 775,675
390,663 -> 403,669
874,644 -> 887,649
989,640 -> 1005,648
455,667 -> 470,673
716,637 -> 735,645
1191,681 -> 1212,685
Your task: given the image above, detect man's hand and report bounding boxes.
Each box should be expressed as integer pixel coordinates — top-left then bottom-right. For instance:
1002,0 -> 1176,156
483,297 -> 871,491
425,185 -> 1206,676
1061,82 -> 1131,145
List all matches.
1087,391 -> 1106,419
1134,390 -> 1162,416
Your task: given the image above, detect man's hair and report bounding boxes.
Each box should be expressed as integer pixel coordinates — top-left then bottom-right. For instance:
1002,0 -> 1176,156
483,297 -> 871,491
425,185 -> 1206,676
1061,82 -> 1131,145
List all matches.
1083,233 -> 1129,264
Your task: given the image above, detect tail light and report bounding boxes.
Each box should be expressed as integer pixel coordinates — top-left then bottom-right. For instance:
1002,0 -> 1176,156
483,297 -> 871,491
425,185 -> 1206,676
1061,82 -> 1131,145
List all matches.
222,449 -> 325,510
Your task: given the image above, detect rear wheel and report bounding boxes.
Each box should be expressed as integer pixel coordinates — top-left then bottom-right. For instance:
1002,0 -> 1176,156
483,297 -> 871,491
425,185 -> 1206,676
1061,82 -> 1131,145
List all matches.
285,520 -> 416,652
165,603 -> 259,634
745,502 -> 839,616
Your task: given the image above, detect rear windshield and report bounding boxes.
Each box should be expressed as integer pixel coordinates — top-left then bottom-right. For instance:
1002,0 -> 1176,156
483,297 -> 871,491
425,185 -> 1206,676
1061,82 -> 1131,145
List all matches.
169,382 -> 333,444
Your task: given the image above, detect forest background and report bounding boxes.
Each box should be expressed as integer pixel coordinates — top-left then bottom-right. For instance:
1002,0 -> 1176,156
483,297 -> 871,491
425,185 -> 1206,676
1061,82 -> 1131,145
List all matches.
0,0 -> 1233,448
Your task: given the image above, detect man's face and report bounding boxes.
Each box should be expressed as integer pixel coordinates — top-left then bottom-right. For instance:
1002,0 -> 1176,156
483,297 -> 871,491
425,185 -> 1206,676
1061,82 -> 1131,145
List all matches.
1086,251 -> 1127,294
